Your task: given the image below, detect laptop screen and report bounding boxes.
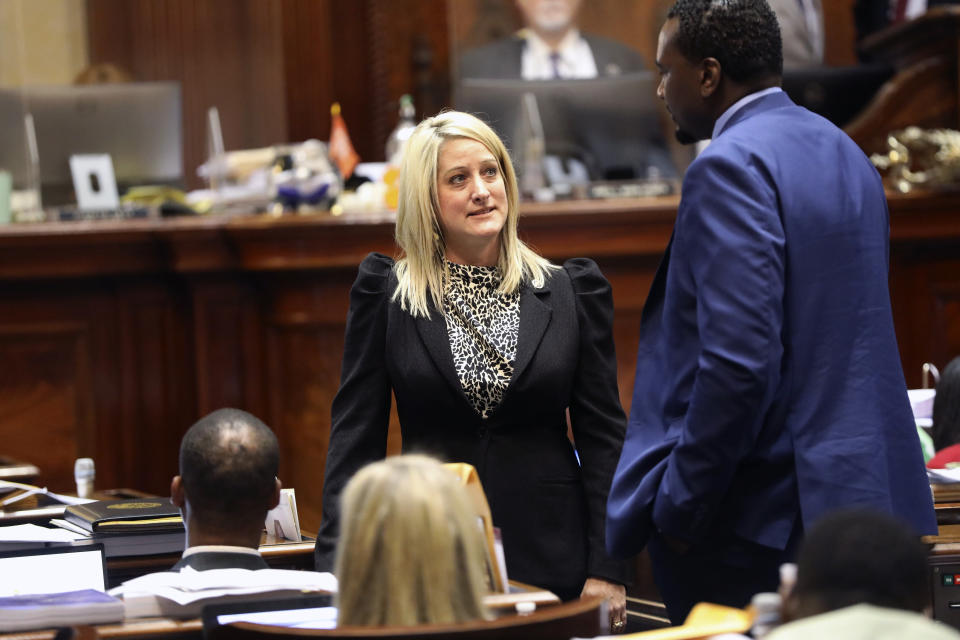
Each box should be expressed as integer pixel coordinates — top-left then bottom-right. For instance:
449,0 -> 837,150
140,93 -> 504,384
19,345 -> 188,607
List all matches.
0,544 -> 107,596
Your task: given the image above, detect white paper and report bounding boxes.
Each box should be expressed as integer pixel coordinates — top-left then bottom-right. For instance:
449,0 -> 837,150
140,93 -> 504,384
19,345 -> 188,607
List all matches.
49,519 -> 91,537
111,567 -> 338,605
217,606 -> 338,629
929,468 -> 960,484
909,388 -> 936,420
0,523 -> 86,543
0,480 -> 95,507
265,488 -> 302,542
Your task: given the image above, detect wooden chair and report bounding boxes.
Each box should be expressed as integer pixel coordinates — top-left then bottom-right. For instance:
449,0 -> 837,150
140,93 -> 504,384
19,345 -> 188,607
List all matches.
208,594 -> 607,640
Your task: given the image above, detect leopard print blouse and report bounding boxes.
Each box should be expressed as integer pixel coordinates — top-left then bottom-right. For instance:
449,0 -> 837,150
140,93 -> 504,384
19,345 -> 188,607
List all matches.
443,261 -> 520,419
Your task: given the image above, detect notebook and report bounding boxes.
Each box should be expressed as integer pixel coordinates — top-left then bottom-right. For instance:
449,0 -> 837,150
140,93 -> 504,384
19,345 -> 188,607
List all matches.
0,544 -> 107,597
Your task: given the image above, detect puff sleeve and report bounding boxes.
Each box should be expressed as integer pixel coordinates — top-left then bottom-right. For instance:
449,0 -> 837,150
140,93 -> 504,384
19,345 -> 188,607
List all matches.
314,252 -> 394,571
565,258 -> 632,584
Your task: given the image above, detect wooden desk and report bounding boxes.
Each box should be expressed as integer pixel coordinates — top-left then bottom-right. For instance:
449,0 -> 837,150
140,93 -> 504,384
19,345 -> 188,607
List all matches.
0,492 -> 317,587
2,582 -> 559,640
921,495 -> 960,629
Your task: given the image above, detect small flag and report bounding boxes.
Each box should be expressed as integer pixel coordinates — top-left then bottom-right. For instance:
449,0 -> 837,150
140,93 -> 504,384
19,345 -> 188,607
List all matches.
329,102 -> 360,180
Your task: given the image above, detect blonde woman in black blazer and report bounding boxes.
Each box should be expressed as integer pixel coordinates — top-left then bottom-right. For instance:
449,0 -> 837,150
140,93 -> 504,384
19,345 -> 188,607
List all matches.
315,111 -> 630,631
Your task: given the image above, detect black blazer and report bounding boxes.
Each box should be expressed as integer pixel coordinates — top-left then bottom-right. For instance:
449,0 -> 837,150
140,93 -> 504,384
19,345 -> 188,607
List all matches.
315,253 -> 630,595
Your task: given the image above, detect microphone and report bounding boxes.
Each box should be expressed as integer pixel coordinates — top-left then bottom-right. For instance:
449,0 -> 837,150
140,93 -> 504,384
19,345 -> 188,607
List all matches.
74,458 -> 95,499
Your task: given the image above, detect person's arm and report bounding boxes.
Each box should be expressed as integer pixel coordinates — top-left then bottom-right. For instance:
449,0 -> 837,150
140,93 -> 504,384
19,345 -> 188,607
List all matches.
314,252 -> 394,571
565,259 -> 632,587
653,152 -> 786,545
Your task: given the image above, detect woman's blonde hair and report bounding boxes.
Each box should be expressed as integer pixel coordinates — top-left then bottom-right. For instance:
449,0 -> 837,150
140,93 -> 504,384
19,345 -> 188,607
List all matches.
334,454 -> 490,627
393,110 -> 555,317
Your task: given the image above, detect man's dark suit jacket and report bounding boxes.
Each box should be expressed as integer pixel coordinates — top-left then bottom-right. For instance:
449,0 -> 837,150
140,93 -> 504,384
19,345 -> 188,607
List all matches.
458,33 -> 645,79
316,253 -> 630,597
172,550 -> 269,571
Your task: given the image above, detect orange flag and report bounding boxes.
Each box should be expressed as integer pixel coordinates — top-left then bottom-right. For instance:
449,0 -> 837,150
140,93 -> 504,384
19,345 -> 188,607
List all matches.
329,102 -> 360,179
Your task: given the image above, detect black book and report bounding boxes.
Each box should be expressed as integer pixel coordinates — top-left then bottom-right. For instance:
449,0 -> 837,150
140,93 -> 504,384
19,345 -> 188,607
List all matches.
65,498 -> 183,534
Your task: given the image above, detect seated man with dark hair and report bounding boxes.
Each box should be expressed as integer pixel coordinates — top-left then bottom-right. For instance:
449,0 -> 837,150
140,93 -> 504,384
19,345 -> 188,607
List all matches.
170,407 -> 281,571
768,508 -> 960,639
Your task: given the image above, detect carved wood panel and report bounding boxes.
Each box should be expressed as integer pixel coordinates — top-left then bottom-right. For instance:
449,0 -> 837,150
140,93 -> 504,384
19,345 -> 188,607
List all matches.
191,277 -> 266,419
115,281 -> 196,494
258,271 -> 403,534
0,322 -> 92,492
0,194 -> 955,588
891,246 -> 960,387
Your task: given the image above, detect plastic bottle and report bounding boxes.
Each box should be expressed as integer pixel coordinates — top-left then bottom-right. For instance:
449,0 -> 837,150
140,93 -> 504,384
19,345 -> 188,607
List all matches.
385,94 -> 416,166
383,95 -> 416,210
74,458 -> 95,498
750,592 -> 782,639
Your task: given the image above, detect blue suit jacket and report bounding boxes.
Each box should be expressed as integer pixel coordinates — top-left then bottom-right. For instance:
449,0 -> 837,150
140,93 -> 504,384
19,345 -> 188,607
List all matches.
607,91 -> 936,557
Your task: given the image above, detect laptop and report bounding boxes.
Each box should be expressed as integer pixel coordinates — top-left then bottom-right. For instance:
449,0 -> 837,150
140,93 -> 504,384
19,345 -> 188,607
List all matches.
201,594 -> 336,635
0,544 -> 107,597
0,82 -> 183,206
781,63 -> 894,128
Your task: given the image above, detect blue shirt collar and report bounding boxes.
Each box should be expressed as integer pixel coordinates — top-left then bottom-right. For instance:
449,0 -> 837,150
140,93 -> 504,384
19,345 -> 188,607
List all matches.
711,87 -> 783,139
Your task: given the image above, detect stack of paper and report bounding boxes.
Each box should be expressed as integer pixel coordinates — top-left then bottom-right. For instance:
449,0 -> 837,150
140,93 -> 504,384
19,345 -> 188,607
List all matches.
909,389 -> 936,425
929,468 -> 960,503
929,468 -> 960,485
0,523 -> 87,552
110,567 -> 338,619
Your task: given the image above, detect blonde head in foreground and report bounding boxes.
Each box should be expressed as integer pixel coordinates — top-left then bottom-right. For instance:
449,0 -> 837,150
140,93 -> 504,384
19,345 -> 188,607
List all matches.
393,110 -> 555,318
334,454 -> 491,626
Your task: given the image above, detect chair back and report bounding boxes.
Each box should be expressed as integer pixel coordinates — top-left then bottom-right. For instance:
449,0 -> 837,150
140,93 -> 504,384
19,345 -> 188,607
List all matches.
209,594 -> 606,640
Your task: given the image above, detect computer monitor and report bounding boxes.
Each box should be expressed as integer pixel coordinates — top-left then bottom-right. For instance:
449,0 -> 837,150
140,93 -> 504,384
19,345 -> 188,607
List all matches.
0,544 -> 107,596
0,82 -> 183,205
781,63 -> 893,128
455,72 -> 675,180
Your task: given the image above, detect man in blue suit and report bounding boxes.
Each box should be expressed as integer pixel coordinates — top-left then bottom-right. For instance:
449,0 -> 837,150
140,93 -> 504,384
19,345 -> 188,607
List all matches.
606,0 -> 936,624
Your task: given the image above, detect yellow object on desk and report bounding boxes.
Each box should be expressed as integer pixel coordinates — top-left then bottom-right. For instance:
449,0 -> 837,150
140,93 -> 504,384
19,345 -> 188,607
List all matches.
383,165 -> 400,210
624,603 -> 752,639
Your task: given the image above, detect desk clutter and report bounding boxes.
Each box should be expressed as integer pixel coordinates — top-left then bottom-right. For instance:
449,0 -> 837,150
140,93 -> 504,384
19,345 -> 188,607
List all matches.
50,498 -> 185,558
0,544 -> 120,631
62,497 -> 182,533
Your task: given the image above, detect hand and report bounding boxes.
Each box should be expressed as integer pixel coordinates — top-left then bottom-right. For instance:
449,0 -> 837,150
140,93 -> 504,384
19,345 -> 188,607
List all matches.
581,577 -> 626,633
